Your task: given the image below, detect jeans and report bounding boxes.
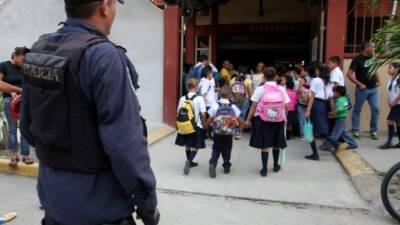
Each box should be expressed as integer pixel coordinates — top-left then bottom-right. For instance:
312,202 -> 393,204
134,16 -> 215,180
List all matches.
327,118 -> 358,148
239,99 -> 251,120
3,97 -> 30,156
351,87 -> 379,133
297,104 -> 307,136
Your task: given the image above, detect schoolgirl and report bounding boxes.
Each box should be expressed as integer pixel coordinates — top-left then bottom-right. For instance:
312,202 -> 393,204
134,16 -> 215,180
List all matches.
175,79 -> 207,175
380,62 -> 400,149
304,66 -> 333,161
297,66 -> 312,137
252,62 -> 266,89
246,67 -> 291,177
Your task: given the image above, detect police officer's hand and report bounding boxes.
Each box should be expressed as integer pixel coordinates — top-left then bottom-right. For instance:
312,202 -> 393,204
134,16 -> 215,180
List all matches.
137,207 -> 160,225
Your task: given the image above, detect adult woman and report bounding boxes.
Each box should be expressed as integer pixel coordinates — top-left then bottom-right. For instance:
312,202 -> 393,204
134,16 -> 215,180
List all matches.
304,66 -> 333,161
0,47 -> 33,166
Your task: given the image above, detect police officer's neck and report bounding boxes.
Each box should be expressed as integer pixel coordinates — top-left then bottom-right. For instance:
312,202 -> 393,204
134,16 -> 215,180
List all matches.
83,17 -> 111,36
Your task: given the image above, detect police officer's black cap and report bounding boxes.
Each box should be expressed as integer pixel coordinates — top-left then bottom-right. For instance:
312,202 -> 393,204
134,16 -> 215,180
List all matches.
65,0 -> 124,5
14,47 -> 30,55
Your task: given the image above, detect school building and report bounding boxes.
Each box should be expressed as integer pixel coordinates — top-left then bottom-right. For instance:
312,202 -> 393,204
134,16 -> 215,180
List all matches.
0,0 -> 398,132
161,0 -> 400,132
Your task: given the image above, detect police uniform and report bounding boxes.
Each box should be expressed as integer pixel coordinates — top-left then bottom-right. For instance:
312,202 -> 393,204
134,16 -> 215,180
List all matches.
20,9 -> 158,225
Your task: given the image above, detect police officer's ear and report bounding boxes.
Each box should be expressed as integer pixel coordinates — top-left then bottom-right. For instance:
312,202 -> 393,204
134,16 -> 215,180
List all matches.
98,0 -> 115,18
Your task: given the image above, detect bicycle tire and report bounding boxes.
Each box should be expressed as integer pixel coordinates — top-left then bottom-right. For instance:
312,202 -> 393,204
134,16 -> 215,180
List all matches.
381,161 -> 400,222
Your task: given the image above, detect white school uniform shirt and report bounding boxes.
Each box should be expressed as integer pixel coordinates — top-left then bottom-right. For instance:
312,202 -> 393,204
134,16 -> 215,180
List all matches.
207,99 -> 241,118
330,67 -> 345,86
252,73 -> 264,89
310,78 -> 333,100
387,75 -> 400,105
251,81 -> 291,116
199,77 -> 217,107
177,92 -> 207,128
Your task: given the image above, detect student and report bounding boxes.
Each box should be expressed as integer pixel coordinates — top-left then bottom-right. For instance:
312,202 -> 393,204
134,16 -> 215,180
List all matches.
380,62 -> 400,149
327,56 -> 345,87
206,86 -> 243,178
252,62 -> 266,89
199,65 -> 218,138
320,86 -> 358,151
175,79 -> 207,175
230,74 -> 254,139
297,66 -> 312,137
199,65 -> 218,109
285,78 -> 298,140
304,66 -> 333,161
246,67 -> 290,177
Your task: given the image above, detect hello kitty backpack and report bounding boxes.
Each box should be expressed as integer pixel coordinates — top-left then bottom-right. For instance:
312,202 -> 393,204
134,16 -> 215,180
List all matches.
256,84 -> 286,122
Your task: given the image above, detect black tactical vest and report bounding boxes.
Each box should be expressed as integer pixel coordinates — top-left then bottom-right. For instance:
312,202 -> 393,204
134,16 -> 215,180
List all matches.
23,33 -> 112,173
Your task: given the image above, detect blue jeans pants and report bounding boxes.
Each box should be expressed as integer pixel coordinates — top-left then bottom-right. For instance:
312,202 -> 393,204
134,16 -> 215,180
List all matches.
3,97 -> 30,156
297,104 -> 307,136
351,87 -> 379,133
327,118 -> 358,148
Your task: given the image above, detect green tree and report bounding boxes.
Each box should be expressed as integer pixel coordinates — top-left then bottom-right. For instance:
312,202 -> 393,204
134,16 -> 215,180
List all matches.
364,0 -> 399,74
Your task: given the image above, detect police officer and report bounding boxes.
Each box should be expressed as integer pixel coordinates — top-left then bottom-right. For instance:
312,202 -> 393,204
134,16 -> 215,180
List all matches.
20,0 -> 159,224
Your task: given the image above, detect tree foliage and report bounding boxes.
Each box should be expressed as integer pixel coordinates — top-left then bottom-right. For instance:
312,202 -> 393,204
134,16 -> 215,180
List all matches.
363,0 -> 399,74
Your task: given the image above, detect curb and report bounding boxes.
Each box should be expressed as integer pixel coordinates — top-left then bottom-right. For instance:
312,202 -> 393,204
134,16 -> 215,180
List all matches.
0,125 -> 175,178
333,143 -> 387,214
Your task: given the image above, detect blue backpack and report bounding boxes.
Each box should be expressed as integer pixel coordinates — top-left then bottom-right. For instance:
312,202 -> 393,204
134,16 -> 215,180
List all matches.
212,103 -> 238,136
187,65 -> 204,80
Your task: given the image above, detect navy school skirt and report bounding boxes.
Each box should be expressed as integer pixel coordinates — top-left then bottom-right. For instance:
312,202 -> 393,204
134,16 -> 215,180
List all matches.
310,99 -> 329,137
388,104 -> 400,121
249,116 -> 287,149
175,126 -> 206,149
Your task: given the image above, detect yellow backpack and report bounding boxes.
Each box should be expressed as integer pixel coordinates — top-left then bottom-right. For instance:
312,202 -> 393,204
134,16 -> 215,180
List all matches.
176,95 -> 197,135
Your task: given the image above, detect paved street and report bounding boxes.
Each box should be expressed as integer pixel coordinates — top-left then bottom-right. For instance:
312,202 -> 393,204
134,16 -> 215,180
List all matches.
0,133 -> 397,225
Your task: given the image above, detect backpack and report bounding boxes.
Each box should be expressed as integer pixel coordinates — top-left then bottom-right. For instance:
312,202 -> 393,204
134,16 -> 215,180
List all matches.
176,95 -> 197,135
256,85 -> 286,122
231,80 -> 246,105
212,103 -> 238,136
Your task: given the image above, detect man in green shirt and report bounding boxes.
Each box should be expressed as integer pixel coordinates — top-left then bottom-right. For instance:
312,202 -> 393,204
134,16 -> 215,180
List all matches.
320,86 -> 358,151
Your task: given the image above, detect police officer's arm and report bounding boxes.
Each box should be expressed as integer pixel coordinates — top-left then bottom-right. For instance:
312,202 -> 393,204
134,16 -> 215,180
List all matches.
82,44 -> 157,210
19,87 -> 36,146
0,73 -> 23,94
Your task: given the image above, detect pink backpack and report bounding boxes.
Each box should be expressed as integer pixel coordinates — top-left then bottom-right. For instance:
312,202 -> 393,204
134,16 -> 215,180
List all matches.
256,84 -> 286,122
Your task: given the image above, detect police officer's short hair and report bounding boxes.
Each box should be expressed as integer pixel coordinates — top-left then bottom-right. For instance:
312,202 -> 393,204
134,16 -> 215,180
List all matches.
65,0 -> 112,19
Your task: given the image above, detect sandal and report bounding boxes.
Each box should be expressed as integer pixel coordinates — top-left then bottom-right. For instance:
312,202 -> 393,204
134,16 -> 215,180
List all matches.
22,157 -> 34,165
9,157 -> 19,167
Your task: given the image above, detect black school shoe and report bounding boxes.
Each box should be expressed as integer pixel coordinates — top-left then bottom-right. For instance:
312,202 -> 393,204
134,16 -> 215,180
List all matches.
273,165 -> 281,172
260,169 -> 268,177
393,143 -> 400,149
305,154 -> 320,161
190,162 -> 199,168
223,166 -> 231,174
209,164 -> 216,178
380,143 -> 393,150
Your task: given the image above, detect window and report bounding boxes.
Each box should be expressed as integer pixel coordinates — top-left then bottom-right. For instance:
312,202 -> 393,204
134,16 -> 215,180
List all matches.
195,35 -> 211,62
345,0 -> 399,54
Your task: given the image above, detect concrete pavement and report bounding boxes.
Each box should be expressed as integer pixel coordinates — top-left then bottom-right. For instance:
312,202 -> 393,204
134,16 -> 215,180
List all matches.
0,174 -> 395,225
151,134 -> 368,209
0,133 -> 397,225
353,134 -> 400,173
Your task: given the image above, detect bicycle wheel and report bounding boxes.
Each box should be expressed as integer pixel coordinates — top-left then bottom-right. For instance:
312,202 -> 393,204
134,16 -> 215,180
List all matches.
381,161 -> 400,222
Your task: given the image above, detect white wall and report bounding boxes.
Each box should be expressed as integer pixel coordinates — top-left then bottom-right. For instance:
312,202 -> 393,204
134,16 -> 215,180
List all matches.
0,0 -> 164,123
